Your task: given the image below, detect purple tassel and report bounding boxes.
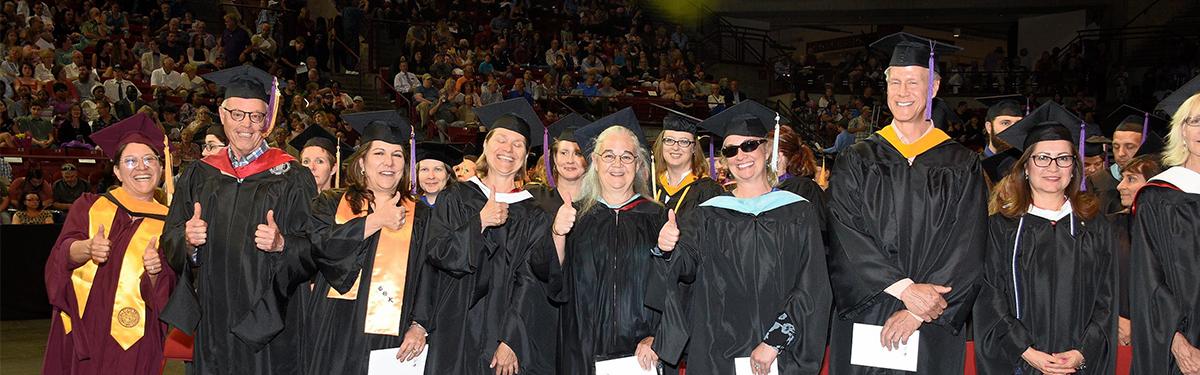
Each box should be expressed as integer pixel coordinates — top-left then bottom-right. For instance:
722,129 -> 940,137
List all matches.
1079,121 -> 1087,192
1141,112 -> 1150,145
925,41 -> 935,121
410,127 -> 417,195
544,128 -> 555,187
707,137 -> 716,178
1025,97 -> 1031,116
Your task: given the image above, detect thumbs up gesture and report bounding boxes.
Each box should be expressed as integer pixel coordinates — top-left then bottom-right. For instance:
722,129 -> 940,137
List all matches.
375,193 -> 407,231
90,224 -> 112,264
479,190 -> 509,231
185,202 -> 207,247
657,210 -> 680,252
552,190 -> 576,237
255,210 -> 284,252
143,237 -> 162,276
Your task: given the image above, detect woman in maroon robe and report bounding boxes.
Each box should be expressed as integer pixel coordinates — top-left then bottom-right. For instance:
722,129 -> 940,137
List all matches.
42,113 -> 177,375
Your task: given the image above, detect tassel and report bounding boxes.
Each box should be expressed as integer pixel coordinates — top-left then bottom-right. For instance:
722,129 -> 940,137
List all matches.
1141,112 -> 1150,145
706,135 -> 716,178
410,126 -> 417,195
771,114 -> 781,172
1079,121 -> 1087,192
544,127 -> 554,187
925,41 -> 935,122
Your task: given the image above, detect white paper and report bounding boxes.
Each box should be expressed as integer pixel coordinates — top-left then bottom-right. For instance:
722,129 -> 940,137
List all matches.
594,355 -> 656,375
849,323 -> 920,372
368,347 -> 426,375
734,357 -> 779,375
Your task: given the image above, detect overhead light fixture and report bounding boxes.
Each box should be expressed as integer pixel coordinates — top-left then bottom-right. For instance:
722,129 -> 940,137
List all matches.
953,28 -> 961,38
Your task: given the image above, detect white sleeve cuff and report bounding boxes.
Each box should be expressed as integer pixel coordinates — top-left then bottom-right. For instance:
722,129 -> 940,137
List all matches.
884,278 -> 915,299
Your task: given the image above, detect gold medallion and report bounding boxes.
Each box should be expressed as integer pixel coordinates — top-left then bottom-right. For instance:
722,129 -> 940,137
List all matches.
117,307 -> 140,328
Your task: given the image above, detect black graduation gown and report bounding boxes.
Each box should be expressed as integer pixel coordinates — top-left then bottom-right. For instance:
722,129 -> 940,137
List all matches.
160,158 -> 317,375
1131,184 -> 1200,374
302,190 -> 436,375
653,191 -> 832,374
555,196 -> 665,374
421,181 -> 559,375
652,176 -> 724,213
527,183 -> 565,217
777,176 -> 829,242
974,213 -> 1116,374
1110,212 -> 1132,319
982,148 -> 1021,187
826,134 -> 988,374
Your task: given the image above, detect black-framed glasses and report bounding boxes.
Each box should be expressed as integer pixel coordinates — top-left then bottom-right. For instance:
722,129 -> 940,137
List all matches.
661,137 -> 695,148
1184,117 -> 1200,127
1030,154 -> 1075,168
721,139 -> 768,158
120,155 -> 161,169
203,142 -> 225,152
221,107 -> 267,124
598,151 -> 638,165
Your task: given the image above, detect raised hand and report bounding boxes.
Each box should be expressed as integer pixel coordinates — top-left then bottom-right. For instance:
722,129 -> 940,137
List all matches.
185,202 -> 207,247
90,224 -> 112,264
657,209 -> 679,252
375,193 -> 406,231
254,210 -> 284,252
552,190 -> 576,237
143,237 -> 162,276
899,283 -> 951,322
479,190 -> 509,231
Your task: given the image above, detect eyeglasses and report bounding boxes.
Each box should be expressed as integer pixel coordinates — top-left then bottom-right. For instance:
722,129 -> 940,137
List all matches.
120,155 -> 161,169
721,139 -> 768,158
1184,117 -> 1200,127
221,107 -> 267,124
598,151 -> 637,165
203,142 -> 225,152
661,137 -> 695,148
1030,154 -> 1075,168
61,165 -> 76,171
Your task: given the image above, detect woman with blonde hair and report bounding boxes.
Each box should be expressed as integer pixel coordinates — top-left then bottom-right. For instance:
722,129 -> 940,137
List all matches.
422,99 -> 560,375
1131,92 -> 1200,374
549,110 -> 668,373
654,113 -> 831,374
652,113 -> 723,214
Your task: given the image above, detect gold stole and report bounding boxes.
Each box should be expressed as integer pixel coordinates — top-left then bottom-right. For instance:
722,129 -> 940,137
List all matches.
63,187 -> 167,350
876,125 -> 951,160
656,173 -> 697,211
327,194 -> 416,336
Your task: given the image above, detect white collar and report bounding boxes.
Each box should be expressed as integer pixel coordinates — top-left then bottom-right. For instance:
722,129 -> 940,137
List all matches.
891,122 -> 934,145
468,176 -> 533,204
1149,166 -> 1200,195
1027,199 -> 1073,221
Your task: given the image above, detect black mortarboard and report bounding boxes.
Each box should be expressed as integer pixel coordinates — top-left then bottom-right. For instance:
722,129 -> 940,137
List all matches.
1102,104 -> 1170,137
549,112 -> 589,142
977,94 -> 1026,122
202,65 -> 283,102
930,97 -> 961,130
572,107 -> 647,157
416,142 -> 465,168
1156,73 -> 1200,118
999,101 -> 1087,153
472,98 -> 546,148
1083,124 -> 1105,157
289,124 -> 353,160
341,110 -> 412,146
697,100 -> 777,138
191,123 -> 227,144
90,112 -> 167,159
870,32 -> 962,72
662,113 -> 697,134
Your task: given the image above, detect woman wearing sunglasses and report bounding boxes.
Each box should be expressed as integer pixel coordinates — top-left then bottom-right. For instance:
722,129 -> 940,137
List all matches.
44,113 -> 176,375
652,114 -> 832,375
974,116 -> 1116,374
550,116 -> 669,373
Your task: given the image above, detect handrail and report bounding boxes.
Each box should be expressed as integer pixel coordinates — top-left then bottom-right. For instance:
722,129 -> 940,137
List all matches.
376,70 -> 413,119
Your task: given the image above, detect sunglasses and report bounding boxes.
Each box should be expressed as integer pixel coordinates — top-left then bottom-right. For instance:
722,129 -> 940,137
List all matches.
720,139 -> 768,158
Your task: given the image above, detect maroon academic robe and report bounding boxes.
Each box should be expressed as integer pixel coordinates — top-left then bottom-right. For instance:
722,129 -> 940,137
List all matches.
43,193 -> 177,375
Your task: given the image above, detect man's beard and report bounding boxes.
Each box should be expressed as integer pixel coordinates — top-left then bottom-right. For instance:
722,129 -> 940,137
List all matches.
988,131 -> 1012,153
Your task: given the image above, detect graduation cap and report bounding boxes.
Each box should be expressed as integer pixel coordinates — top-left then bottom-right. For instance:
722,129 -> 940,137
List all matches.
90,112 -> 167,159
1155,73 -> 1200,118
572,107 -> 647,157
1103,104 -> 1170,140
871,32 -> 962,121
977,94 -> 1027,122
549,112 -> 589,142
289,124 -> 353,161
416,142 -> 465,168
472,98 -> 546,148
202,65 -> 284,134
698,101 -> 778,136
341,110 -> 413,146
191,123 -> 228,145
930,97 -> 961,130
998,101 -> 1087,153
663,113 -> 698,134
